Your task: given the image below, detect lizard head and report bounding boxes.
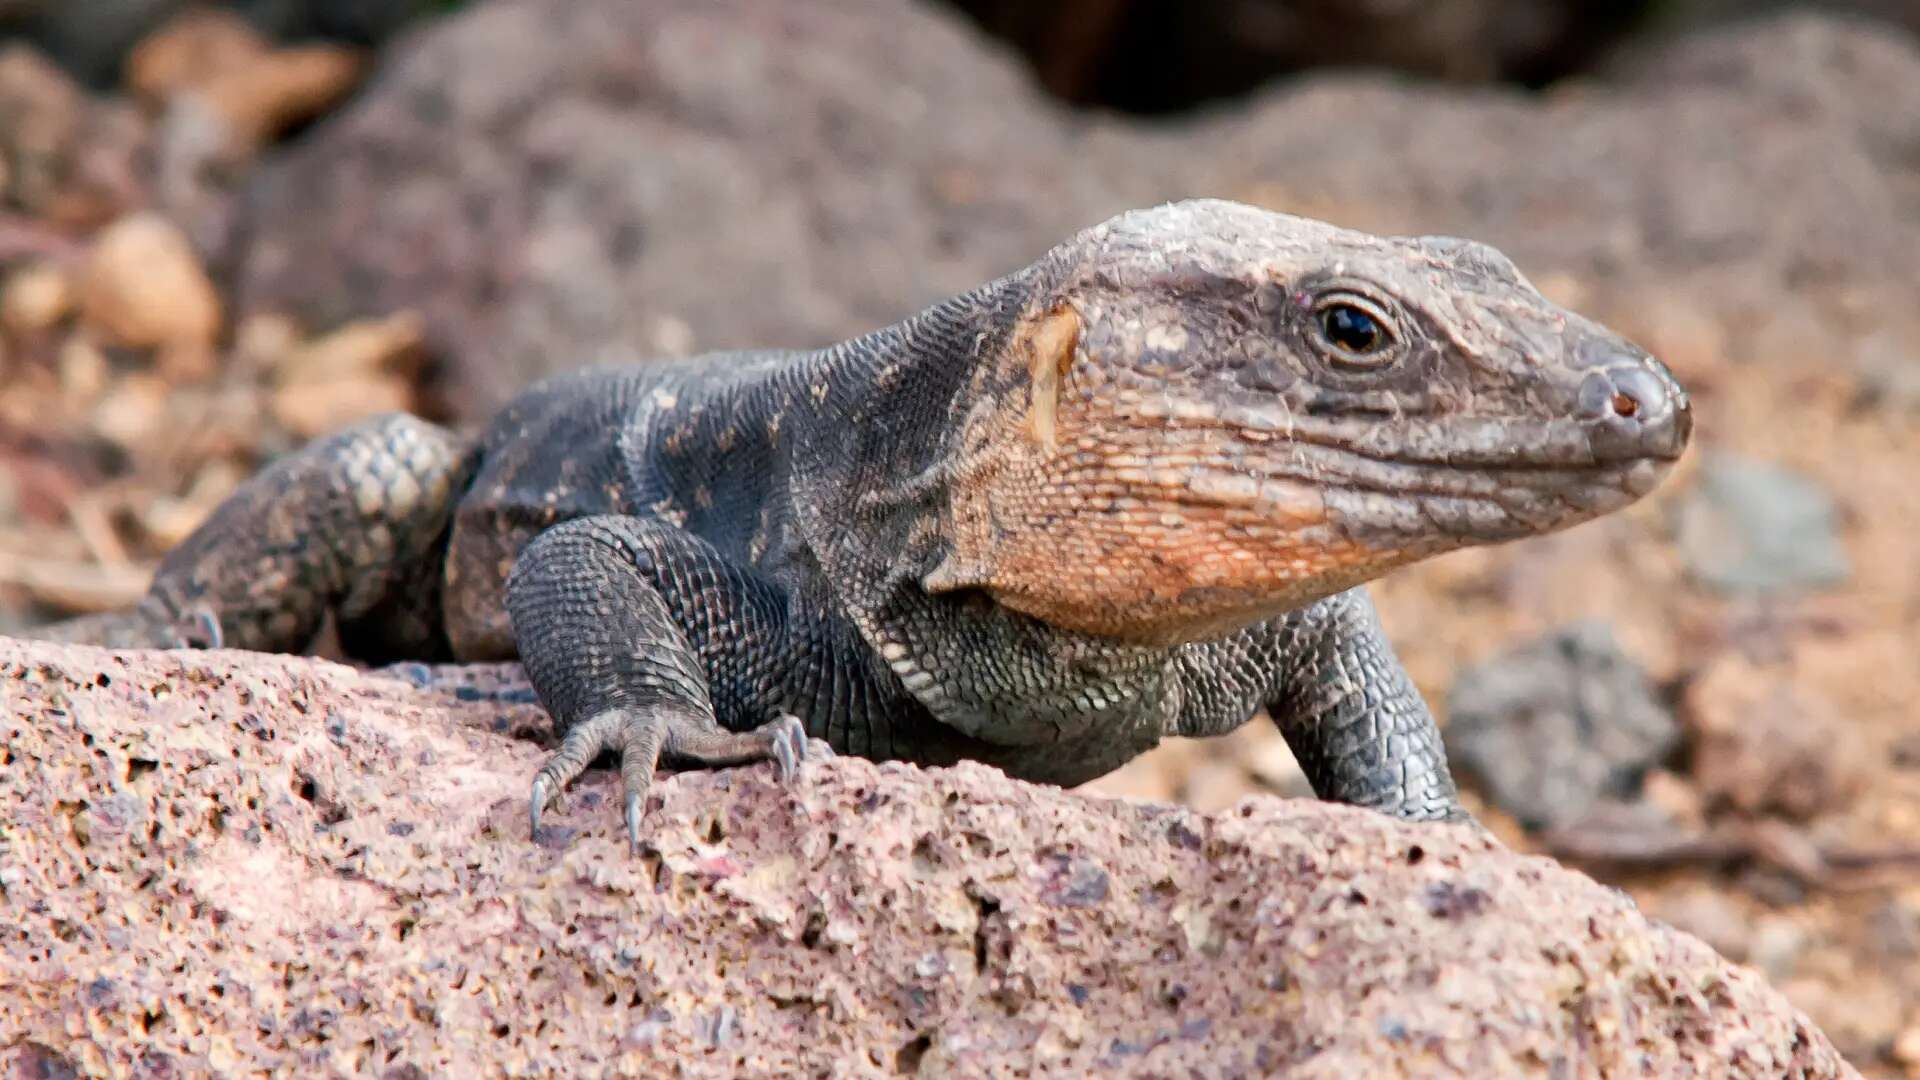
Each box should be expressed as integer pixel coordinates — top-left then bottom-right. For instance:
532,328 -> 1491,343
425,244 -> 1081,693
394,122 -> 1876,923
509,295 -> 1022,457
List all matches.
927,198 -> 1692,644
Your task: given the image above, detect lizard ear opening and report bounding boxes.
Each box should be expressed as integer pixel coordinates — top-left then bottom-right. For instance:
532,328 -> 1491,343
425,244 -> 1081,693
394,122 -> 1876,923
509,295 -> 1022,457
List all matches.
1020,304 -> 1081,450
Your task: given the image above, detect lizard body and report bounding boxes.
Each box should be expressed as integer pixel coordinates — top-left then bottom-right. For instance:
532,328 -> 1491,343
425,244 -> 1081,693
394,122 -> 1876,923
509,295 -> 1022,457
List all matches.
34,200 -> 1691,846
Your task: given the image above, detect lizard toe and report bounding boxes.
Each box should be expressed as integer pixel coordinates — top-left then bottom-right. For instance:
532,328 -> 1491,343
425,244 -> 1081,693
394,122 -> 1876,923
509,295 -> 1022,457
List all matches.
528,709 -> 630,840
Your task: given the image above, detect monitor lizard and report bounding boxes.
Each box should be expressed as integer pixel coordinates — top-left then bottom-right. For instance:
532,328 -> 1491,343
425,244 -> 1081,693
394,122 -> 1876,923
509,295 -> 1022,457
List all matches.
31,199 -> 1693,850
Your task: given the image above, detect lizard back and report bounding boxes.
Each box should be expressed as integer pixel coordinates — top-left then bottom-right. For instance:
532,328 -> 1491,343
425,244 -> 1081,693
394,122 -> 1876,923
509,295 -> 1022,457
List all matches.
442,351 -> 821,659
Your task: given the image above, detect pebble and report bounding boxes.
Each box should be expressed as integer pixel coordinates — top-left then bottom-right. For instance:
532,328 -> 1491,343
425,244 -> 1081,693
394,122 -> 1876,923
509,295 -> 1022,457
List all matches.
128,8 -> 364,153
0,262 -> 75,334
1444,621 -> 1677,832
1674,453 -> 1850,595
78,212 -> 222,350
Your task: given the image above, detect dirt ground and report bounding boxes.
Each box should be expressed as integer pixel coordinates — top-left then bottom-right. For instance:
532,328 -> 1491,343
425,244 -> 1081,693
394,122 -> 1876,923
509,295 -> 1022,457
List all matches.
2,4 -> 1917,1074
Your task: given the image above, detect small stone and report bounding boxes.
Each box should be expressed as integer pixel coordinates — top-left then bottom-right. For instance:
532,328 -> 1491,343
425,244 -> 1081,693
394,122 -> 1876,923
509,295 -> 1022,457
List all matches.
1638,769 -> 1705,831
233,311 -> 303,367
1445,621 -> 1678,832
128,8 -> 365,154
274,312 -> 426,385
56,335 -> 109,401
79,212 -> 222,350
1,262 -> 74,335
1674,453 -> 1849,595
1893,1026 -> 1920,1068
270,371 -> 413,439
91,373 -> 171,448
126,9 -> 272,106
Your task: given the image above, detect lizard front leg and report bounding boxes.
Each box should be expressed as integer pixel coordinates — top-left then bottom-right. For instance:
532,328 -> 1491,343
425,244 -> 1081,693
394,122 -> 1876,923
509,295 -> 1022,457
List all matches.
506,516 -> 844,851
1177,589 -> 1467,822
34,414 -> 471,658
1263,588 -> 1466,822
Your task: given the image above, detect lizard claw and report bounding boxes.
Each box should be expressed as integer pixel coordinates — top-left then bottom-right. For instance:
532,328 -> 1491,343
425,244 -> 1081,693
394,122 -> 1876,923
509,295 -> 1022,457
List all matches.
530,773 -> 554,837
162,608 -> 224,651
770,714 -> 806,782
527,710 -> 630,841
626,792 -> 644,855
192,610 -> 223,650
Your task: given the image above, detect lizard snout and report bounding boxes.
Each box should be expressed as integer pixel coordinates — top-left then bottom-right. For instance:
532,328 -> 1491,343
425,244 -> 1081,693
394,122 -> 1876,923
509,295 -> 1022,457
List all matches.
1576,355 -> 1692,463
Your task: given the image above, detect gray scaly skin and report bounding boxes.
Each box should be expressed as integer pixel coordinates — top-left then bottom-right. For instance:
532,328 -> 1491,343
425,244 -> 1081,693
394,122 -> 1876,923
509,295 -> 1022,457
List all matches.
32,200 -> 1692,850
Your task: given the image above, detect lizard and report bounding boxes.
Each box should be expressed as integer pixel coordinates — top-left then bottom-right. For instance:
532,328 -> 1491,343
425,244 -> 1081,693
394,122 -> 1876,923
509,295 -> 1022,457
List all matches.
31,199 -> 1692,849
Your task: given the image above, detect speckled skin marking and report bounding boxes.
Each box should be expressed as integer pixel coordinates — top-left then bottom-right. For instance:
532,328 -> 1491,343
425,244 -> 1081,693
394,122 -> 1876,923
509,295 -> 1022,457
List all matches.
34,200 -> 1691,848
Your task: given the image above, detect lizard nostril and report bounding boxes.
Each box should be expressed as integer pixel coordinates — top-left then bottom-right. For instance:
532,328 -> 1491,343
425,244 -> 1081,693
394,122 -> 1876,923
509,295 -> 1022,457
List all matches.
1577,360 -> 1690,462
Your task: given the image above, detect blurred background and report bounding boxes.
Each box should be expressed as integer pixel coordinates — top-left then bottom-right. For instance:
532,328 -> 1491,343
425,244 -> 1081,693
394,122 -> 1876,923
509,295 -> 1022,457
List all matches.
0,0 -> 1915,1070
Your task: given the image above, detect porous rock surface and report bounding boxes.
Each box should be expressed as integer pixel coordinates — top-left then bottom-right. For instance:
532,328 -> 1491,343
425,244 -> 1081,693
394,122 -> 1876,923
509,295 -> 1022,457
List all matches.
0,637 -> 1855,1077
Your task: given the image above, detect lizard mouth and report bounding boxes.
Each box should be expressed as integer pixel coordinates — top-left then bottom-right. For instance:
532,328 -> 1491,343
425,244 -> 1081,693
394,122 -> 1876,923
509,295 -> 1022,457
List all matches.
1303,450 -> 1676,544
1108,393 -> 1691,546
1200,426 -> 1685,546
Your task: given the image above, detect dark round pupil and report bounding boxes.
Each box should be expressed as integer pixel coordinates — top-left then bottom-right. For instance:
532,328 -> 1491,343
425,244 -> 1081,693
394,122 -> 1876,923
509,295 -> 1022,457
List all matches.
1322,305 -> 1381,352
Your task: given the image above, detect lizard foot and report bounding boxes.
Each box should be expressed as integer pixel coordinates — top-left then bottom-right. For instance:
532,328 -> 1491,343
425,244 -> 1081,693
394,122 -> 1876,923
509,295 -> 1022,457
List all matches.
530,710 -> 816,852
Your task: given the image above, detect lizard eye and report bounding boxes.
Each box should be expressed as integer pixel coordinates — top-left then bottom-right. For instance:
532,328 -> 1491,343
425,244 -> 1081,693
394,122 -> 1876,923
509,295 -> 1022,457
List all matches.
1315,301 -> 1394,363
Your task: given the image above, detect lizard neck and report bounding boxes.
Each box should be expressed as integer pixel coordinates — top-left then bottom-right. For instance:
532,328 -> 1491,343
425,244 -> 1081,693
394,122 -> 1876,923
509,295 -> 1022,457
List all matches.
788,268 -> 1033,594
786,266 -> 1177,745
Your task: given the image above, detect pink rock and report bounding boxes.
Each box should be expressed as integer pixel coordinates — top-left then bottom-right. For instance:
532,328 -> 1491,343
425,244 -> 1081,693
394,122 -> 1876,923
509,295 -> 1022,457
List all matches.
0,637 -> 1856,1077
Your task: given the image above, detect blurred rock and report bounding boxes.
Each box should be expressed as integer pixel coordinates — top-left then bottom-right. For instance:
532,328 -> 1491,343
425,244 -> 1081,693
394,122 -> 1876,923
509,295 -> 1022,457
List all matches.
236,0 -> 1123,416
0,0 -> 433,87
0,0 -> 176,87
946,0 -> 1655,110
271,308 -> 421,383
232,4 -> 1920,419
1897,1026 -> 1920,1073
88,371 -> 172,449
54,335 -> 109,401
1675,454 -> 1850,595
268,311 -> 423,436
1445,621 -> 1679,831
1626,2 -> 1920,80
1206,13 -> 1920,333
1640,766 -> 1708,832
0,262 -> 74,335
128,8 -> 365,153
126,6 -> 273,102
0,44 -> 150,228
1682,652 -> 1863,822
78,211 -> 222,350
270,370 -> 410,438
